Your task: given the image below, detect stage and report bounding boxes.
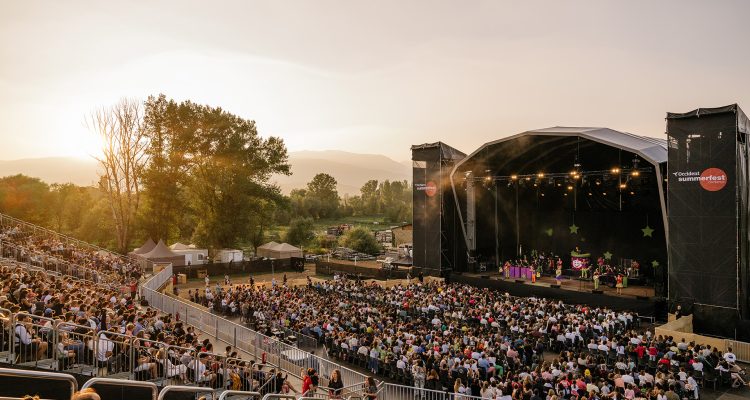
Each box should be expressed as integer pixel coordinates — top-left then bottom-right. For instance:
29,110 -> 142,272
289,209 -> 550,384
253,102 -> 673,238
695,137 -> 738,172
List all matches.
452,271 -> 661,318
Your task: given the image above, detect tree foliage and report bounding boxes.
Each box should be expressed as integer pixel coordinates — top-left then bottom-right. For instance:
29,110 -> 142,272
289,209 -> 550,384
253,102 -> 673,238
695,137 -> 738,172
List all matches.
340,227 -> 381,255
139,94 -> 290,250
285,217 -> 315,247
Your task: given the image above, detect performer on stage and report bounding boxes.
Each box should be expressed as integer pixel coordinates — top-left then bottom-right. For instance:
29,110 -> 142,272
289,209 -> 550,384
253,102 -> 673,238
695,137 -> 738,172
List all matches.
555,264 -> 563,285
616,273 -> 624,294
503,261 -> 511,279
593,269 -> 600,290
530,264 -> 536,283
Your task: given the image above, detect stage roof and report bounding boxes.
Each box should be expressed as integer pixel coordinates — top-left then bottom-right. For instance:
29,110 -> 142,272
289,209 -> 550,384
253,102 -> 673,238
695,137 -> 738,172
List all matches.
457,127 -> 667,169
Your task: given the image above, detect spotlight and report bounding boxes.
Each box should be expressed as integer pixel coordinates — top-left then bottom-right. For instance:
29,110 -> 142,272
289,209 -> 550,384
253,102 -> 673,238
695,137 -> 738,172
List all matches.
557,182 -> 562,187
533,183 -> 538,187
564,193 -> 568,197
611,167 -> 620,174
630,191 -> 635,195
588,192 -> 593,196
485,176 -> 492,182
569,171 -> 577,176
631,170 -> 640,177
603,192 -> 608,196
537,172 -> 545,178
595,179 -> 601,186
525,177 -> 531,181
619,183 -> 627,189
541,193 -> 545,197
511,175 -> 518,180
567,185 -> 573,191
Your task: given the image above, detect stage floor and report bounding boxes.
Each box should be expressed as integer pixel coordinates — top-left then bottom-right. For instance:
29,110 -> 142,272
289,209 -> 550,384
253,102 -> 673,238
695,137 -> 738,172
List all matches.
462,272 -> 655,298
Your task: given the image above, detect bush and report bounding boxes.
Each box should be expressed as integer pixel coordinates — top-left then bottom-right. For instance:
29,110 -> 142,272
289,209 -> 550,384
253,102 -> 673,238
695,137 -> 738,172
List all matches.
340,227 -> 381,255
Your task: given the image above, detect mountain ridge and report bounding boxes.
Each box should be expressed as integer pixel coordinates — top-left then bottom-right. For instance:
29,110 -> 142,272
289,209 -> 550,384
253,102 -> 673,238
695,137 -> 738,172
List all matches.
0,150 -> 413,195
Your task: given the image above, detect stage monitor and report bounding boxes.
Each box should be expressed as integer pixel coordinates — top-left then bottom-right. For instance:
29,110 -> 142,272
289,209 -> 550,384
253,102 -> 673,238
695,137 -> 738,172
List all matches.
666,104 -> 750,324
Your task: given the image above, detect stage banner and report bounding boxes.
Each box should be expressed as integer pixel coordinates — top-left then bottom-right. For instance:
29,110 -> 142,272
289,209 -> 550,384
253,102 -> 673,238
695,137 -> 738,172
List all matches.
570,251 -> 590,271
666,105 -> 747,311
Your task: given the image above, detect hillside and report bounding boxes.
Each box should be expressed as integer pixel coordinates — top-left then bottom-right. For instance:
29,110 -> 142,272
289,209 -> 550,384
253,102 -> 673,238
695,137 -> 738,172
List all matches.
0,157 -> 99,186
0,151 -> 412,195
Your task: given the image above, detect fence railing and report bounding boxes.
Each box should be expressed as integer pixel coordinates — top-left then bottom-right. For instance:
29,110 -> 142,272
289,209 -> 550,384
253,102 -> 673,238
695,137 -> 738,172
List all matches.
0,239 -> 122,288
0,212 -> 153,273
141,264 -> 369,388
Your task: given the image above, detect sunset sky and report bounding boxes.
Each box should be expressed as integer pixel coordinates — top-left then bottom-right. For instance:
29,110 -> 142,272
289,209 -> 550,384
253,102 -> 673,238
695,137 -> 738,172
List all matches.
1,1 -> 749,162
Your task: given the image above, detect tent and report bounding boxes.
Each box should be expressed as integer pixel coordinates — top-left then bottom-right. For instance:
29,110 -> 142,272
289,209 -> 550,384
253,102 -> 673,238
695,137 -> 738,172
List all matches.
169,242 -> 191,251
170,243 -> 208,265
256,242 -> 303,259
132,238 -> 156,255
141,239 -> 186,266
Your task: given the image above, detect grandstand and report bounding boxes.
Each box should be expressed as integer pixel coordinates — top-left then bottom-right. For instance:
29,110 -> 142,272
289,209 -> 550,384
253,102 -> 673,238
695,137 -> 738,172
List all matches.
0,213 -> 748,400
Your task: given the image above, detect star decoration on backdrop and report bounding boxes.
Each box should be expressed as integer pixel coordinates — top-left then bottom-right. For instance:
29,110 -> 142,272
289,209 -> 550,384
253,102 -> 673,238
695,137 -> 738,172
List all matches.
569,224 -> 579,234
642,225 -> 654,238
544,228 -> 553,237
651,260 -> 660,268
603,251 -> 613,260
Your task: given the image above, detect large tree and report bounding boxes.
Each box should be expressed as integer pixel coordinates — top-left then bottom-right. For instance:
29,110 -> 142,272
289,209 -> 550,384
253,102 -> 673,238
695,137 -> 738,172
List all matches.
139,94 -> 189,242
305,173 -> 339,219
0,174 -> 50,225
87,98 -> 147,253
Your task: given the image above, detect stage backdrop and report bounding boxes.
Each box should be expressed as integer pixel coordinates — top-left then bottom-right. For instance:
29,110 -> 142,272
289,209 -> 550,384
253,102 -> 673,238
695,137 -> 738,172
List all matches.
667,104 -> 750,327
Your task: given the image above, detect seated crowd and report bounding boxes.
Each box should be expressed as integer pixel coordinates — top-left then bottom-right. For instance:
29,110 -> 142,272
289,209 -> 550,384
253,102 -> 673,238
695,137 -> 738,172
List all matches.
0,227 -> 299,397
0,225 -> 141,286
189,274 -> 749,399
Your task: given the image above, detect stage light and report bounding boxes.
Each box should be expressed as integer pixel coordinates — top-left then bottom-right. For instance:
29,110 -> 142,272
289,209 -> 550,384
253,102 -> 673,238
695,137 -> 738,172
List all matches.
631,170 -> 640,177
603,192 -> 608,196
511,175 -> 518,180
572,173 -> 580,179
569,171 -> 577,176
484,176 -> 492,182
525,177 -> 531,181
567,185 -> 573,191
611,167 -> 620,174
619,183 -> 627,189
541,193 -> 545,197
588,192 -> 593,196
564,193 -> 568,197
630,191 -> 635,195
533,183 -> 538,187
537,172 -> 545,178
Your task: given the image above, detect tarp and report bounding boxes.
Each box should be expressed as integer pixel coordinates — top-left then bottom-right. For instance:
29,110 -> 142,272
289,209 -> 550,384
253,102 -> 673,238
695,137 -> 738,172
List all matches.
170,242 -> 190,251
256,242 -> 303,259
132,238 -> 156,254
142,240 -> 179,259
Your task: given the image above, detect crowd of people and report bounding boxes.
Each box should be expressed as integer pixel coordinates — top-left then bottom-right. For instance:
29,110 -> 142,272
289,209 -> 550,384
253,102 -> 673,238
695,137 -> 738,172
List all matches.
1,220 -> 749,400
187,273 -> 748,399
0,225 -> 301,397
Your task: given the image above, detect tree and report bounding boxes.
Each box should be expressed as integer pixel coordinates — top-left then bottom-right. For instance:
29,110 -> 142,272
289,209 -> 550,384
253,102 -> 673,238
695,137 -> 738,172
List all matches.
87,98 -> 148,253
183,100 -> 290,249
305,173 -> 339,219
139,94 -> 189,242
0,174 -> 50,225
285,217 -> 315,247
340,227 -> 381,255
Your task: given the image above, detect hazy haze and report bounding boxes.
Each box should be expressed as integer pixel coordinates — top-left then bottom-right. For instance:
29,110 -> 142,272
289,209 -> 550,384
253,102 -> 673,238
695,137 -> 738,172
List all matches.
1,1 -> 749,161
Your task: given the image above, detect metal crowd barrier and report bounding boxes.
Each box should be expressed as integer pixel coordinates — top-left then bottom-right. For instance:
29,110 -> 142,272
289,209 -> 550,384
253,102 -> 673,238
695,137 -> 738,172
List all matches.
0,367 -> 78,400
218,390 -> 262,400
157,385 -> 214,400
82,378 -> 158,400
0,212 -> 152,273
141,264 -> 368,388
